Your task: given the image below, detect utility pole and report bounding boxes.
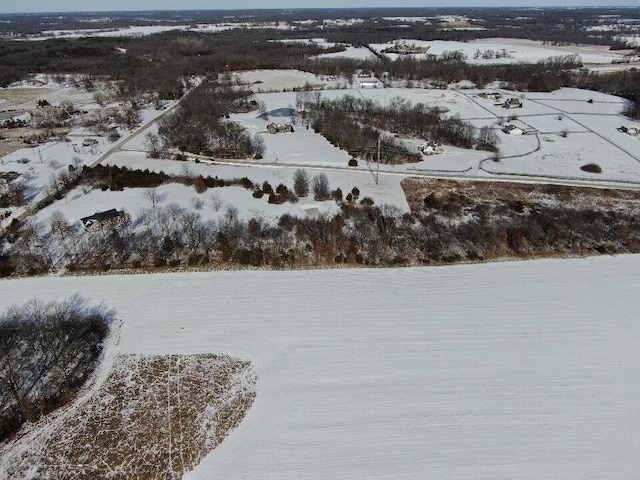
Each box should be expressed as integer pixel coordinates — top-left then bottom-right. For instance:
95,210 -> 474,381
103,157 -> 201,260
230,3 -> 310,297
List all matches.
376,137 -> 380,185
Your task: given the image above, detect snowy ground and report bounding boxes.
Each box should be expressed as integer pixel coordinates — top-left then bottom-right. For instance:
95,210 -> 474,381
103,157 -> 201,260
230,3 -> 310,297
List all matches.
0,255 -> 639,479
7,77 -> 640,235
369,38 -> 634,65
14,22 -> 295,41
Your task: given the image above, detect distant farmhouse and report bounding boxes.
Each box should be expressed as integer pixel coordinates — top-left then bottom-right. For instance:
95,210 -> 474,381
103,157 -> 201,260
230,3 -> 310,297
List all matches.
80,209 -> 127,229
478,92 -> 502,101
82,138 -> 99,147
356,73 -> 384,88
267,123 -> 294,134
618,125 -> 639,136
502,124 -> 524,135
502,98 -> 523,109
419,141 -> 442,155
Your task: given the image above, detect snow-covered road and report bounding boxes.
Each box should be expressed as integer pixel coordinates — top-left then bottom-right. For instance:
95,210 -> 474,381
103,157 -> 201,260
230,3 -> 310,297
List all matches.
1,256 -> 639,479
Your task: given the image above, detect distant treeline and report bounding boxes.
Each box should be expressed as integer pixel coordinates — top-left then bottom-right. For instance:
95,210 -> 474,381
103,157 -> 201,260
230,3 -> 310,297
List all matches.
1,14 -> 638,116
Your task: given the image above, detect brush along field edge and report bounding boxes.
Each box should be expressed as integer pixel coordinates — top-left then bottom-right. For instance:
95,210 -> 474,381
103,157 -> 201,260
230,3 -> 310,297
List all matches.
1,352 -> 257,479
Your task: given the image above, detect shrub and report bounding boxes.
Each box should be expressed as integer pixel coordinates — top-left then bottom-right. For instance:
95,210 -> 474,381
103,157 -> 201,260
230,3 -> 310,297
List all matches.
262,181 -> 273,194
193,176 -> 207,194
580,163 -> 602,173
253,189 -> 264,198
348,158 -> 358,167
268,193 -> 286,204
239,177 -> 254,189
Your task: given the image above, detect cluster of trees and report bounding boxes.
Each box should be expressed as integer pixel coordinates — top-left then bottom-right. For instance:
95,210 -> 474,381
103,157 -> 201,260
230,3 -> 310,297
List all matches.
158,76 -> 264,158
298,93 -> 480,156
0,28 -> 341,93
80,164 -> 254,193
301,53 -> 583,92
0,296 -> 114,441
0,179 -> 27,209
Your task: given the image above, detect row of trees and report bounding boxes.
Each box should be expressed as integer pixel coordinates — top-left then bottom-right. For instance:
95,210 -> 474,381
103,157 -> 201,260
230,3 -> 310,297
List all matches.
5,180 -> 640,275
0,296 -> 114,441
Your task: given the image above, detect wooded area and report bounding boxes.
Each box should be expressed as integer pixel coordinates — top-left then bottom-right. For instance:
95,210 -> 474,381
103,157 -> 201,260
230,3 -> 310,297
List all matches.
0,296 -> 114,441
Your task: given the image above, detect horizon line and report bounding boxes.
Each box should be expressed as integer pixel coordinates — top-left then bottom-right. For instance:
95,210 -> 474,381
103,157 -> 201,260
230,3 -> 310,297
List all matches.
1,5 -> 639,16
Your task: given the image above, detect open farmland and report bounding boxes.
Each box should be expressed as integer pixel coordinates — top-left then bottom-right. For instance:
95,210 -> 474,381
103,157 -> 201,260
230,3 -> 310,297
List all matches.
369,38 -> 636,65
0,255 -> 639,478
2,6 -> 640,479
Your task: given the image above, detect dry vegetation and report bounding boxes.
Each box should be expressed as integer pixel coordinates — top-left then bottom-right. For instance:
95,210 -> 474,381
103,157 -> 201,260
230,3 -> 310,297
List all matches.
2,353 -> 256,479
402,177 -> 640,214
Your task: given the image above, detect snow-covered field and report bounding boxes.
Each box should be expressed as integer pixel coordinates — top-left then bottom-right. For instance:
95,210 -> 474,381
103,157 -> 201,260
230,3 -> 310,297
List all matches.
369,38 -> 632,65
1,255 -> 639,478
13,22 -> 295,41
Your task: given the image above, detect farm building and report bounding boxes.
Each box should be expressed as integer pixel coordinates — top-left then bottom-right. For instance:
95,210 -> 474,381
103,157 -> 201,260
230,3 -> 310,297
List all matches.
357,77 -> 383,89
82,138 -> 99,147
419,141 -> 442,155
478,92 -> 502,101
502,124 -> 524,135
80,209 -> 127,229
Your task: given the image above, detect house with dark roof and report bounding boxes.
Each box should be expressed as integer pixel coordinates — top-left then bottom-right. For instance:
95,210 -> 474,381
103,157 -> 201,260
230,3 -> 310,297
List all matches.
80,209 -> 126,229
502,124 -> 524,135
502,98 -> 523,109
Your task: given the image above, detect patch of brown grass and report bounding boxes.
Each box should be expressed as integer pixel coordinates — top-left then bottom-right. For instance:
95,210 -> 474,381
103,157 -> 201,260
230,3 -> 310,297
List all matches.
3,354 -> 256,479
402,177 -> 640,214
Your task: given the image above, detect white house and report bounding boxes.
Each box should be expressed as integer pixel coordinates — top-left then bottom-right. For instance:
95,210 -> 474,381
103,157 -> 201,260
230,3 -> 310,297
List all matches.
358,78 -> 380,88
502,124 -> 524,135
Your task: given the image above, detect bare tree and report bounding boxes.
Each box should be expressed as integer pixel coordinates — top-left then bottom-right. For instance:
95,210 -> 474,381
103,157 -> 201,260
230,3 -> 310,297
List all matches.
312,173 -> 330,201
144,132 -> 167,159
477,125 -> 500,152
293,169 -> 310,197
143,188 -> 161,208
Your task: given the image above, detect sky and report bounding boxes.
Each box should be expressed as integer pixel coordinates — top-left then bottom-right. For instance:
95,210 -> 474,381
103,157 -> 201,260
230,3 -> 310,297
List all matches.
0,0 -> 638,15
